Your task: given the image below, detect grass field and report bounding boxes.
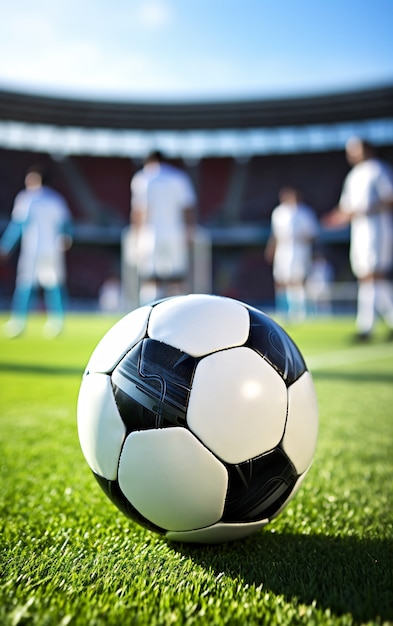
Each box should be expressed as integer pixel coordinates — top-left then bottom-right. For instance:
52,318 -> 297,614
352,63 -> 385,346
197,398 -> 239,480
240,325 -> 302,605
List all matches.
0,311 -> 392,626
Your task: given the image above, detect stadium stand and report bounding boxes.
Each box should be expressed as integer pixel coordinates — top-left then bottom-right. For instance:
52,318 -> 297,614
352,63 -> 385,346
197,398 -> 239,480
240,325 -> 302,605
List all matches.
239,151 -> 350,223
197,156 -> 235,224
0,85 -> 392,308
71,155 -> 135,224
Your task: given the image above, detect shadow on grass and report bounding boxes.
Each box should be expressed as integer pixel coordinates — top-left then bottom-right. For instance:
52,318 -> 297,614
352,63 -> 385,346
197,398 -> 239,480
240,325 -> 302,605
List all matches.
176,531 -> 393,623
0,362 -> 83,377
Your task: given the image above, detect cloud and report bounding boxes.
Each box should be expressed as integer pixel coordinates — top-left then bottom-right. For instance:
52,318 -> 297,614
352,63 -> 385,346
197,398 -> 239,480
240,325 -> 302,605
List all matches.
0,0 -> 178,96
134,0 -> 173,30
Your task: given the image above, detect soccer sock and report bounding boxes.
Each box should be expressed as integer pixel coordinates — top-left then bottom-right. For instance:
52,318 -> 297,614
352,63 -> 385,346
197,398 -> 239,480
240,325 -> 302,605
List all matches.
287,285 -> 306,321
356,281 -> 375,334
274,288 -> 288,316
44,285 -> 64,320
11,284 -> 34,322
374,279 -> 393,328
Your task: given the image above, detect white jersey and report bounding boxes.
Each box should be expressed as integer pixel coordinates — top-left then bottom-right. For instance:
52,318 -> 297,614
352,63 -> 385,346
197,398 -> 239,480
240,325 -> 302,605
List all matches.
340,158 -> 393,278
271,202 -> 319,284
131,162 -> 196,279
11,186 -> 72,287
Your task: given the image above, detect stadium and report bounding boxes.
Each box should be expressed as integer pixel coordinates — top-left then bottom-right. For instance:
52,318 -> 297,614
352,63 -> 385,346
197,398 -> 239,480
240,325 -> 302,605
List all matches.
1,84 -> 393,309
1,77 -> 393,626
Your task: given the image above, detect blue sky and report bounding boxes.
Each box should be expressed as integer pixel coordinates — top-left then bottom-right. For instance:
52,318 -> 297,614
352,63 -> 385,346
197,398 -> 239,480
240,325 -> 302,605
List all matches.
0,0 -> 392,101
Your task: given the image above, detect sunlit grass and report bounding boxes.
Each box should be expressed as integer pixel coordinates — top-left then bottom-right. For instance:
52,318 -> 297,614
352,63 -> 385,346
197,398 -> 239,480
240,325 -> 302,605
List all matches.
0,312 -> 392,625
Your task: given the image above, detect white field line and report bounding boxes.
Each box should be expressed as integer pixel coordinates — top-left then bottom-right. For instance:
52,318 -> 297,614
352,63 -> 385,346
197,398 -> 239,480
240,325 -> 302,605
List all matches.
304,343 -> 393,371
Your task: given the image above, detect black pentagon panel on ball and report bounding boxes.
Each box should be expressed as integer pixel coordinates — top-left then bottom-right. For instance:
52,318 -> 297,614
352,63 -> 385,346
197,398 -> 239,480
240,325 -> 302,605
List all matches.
111,338 -> 198,433
245,307 -> 307,385
93,473 -> 166,535
222,448 -> 298,522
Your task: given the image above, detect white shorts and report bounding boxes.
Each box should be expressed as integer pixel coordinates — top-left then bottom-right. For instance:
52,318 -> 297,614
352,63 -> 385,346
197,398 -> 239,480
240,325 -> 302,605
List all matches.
273,246 -> 311,285
17,253 -> 66,288
350,214 -> 393,278
135,228 -> 188,280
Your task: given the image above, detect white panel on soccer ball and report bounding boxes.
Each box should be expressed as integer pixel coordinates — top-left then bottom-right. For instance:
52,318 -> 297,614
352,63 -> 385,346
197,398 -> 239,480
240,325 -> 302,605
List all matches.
282,371 -> 318,475
166,518 -> 269,544
118,428 -> 228,531
86,306 -> 152,374
147,294 -> 250,357
77,373 -> 126,480
188,347 -> 288,464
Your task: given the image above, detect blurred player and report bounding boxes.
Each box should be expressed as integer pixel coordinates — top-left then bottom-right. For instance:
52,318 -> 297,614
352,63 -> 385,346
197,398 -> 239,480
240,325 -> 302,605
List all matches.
305,250 -> 334,315
130,150 -> 197,305
98,274 -> 121,313
0,164 -> 73,338
323,138 -> 393,340
265,186 -> 319,321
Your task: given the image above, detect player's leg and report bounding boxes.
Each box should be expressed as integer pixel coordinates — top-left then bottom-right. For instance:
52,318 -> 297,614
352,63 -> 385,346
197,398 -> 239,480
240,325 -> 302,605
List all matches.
4,253 -> 37,337
38,256 -> 66,337
374,277 -> 393,336
273,282 -> 288,318
355,277 -> 375,338
5,281 -> 34,337
286,282 -> 307,322
43,284 -> 65,337
272,256 -> 289,318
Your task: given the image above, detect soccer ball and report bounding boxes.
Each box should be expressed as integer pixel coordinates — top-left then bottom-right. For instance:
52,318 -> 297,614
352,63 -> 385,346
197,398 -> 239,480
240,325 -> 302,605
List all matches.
77,294 -> 318,544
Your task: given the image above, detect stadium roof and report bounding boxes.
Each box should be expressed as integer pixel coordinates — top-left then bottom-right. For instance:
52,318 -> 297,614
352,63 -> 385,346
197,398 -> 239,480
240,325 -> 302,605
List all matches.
0,84 -> 392,131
